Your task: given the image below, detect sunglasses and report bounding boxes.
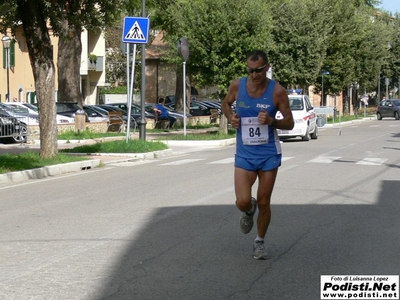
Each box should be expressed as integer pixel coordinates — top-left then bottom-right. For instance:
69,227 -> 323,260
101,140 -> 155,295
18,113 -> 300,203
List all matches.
246,64 -> 267,74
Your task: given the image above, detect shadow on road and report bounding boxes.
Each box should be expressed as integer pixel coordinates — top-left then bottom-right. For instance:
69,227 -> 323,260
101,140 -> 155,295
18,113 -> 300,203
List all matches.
92,180 -> 400,300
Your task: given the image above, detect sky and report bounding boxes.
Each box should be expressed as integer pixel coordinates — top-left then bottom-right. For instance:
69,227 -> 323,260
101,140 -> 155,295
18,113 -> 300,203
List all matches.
378,0 -> 400,14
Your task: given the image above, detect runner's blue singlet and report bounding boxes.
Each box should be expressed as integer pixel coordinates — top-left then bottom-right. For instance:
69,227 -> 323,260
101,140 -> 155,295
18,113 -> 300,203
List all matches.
235,77 -> 282,160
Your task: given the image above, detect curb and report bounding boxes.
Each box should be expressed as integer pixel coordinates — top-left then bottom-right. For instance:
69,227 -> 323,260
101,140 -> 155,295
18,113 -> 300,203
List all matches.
0,159 -> 102,185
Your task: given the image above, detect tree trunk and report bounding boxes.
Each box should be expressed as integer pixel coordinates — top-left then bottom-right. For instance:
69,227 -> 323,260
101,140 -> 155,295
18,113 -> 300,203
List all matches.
174,64 -> 191,115
57,18 -> 83,106
17,0 -> 58,158
219,114 -> 228,134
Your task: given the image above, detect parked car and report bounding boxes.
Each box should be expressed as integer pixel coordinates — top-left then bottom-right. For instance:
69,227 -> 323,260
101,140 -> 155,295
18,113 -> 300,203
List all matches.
0,103 -> 39,125
96,105 -> 137,129
275,94 -> 318,141
166,100 -> 212,116
55,102 -> 89,122
0,106 -> 28,143
4,102 -> 75,124
164,95 -> 176,105
106,102 -> 156,122
82,105 -> 109,122
376,99 -> 400,120
144,103 -> 192,119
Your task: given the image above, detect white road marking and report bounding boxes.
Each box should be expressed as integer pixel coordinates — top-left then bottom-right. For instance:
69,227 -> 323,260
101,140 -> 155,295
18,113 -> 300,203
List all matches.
307,156 -> 342,163
207,158 -> 234,164
159,158 -> 205,166
356,158 -> 387,165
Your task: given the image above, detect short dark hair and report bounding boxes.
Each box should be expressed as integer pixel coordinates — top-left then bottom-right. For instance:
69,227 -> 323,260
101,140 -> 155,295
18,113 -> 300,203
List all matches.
247,50 -> 269,65
158,97 -> 165,104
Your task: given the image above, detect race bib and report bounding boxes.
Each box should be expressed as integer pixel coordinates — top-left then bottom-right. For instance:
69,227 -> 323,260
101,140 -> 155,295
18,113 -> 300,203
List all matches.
241,117 -> 269,145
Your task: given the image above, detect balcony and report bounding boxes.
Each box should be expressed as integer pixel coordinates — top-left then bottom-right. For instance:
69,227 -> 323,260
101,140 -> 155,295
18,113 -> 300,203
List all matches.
88,55 -> 104,72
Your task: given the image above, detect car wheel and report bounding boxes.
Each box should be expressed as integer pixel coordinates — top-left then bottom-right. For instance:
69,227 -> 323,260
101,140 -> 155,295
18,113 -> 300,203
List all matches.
395,112 -> 399,120
310,125 -> 318,139
12,123 -> 27,143
377,112 -> 382,120
301,127 -> 310,141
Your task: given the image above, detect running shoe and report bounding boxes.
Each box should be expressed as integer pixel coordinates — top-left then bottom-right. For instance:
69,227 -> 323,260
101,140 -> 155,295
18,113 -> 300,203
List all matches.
239,197 -> 257,234
253,240 -> 269,260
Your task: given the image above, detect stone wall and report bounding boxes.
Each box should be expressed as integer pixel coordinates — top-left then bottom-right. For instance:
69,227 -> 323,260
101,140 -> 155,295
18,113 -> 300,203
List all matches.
27,116 -> 216,140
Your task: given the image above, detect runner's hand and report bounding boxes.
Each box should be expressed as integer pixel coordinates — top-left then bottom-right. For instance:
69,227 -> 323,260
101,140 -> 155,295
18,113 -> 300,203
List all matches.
231,113 -> 240,129
258,108 -> 270,124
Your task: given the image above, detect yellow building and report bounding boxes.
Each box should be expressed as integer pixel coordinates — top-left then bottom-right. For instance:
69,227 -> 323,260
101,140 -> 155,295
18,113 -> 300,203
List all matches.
1,26 -> 106,105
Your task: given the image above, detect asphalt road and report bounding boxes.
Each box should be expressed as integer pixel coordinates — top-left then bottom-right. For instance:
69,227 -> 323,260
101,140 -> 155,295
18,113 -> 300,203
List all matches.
0,119 -> 399,300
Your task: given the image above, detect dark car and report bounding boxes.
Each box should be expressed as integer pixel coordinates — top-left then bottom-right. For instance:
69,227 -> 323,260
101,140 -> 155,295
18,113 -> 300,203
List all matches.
0,106 -> 28,143
144,103 -> 192,119
56,102 -> 89,122
96,105 -> 137,129
82,105 -> 110,123
106,102 -> 156,122
166,100 -> 211,116
377,99 -> 400,120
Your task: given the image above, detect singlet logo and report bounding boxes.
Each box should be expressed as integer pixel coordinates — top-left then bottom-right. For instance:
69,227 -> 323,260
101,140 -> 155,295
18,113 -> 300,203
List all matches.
238,101 -> 250,108
257,103 -> 271,109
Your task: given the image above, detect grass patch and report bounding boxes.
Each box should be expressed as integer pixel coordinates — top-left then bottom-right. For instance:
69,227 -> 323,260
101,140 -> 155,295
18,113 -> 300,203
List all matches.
58,130 -> 125,140
158,129 -> 236,140
60,139 -> 168,154
0,152 -> 89,174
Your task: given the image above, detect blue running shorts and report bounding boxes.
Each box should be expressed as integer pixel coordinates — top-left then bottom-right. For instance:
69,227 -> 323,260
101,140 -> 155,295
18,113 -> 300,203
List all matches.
235,154 -> 282,172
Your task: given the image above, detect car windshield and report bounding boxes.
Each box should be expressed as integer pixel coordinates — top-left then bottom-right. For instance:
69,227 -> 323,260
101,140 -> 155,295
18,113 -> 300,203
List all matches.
23,103 -> 39,113
289,97 -> 304,111
92,106 -> 109,114
0,103 -> 29,115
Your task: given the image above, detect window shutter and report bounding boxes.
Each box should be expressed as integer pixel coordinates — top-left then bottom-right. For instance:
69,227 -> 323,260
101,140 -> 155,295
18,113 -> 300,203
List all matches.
10,41 -> 15,67
2,41 -> 15,68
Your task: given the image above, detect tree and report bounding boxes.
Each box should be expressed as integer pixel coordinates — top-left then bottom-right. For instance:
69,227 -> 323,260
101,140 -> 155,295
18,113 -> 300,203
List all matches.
53,1 -> 125,105
156,0 -> 275,102
0,0 -> 125,158
268,0 -> 333,90
15,0 -> 58,158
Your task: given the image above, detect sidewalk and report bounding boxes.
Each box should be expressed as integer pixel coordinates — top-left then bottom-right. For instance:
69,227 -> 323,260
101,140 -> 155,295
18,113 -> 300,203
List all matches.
0,129 -> 236,185
1,119 -> 372,185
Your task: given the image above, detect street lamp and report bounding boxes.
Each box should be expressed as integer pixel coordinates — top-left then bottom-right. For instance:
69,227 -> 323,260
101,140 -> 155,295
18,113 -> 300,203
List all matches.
2,35 -> 11,102
321,66 -> 330,107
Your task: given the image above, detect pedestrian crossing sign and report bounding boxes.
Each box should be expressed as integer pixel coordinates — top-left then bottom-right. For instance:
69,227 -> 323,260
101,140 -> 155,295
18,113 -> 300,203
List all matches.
122,17 -> 149,44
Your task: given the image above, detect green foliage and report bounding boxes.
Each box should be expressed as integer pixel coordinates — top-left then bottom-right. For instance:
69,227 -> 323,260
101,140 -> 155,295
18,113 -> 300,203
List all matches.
58,130 -> 125,139
155,129 -> 236,140
0,152 -> 88,174
159,0 -> 274,96
98,86 -> 128,95
60,139 -> 168,153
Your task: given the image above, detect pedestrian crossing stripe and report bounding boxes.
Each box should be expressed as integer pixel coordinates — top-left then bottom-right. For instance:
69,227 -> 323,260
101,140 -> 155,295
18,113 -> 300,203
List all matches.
160,159 -> 205,166
356,158 -> 387,165
156,156 -> 388,166
122,17 -> 149,44
207,158 -> 234,164
307,156 -> 341,164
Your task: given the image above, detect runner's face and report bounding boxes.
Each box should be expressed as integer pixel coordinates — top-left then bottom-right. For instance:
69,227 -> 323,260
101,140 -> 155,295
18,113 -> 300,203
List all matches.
247,58 -> 268,84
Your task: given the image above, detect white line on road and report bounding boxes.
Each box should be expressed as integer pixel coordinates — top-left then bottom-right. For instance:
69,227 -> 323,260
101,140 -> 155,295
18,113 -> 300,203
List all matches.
356,158 -> 387,165
159,159 -> 205,166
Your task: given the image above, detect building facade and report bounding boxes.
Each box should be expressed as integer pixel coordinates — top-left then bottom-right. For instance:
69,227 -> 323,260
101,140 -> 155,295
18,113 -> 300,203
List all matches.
1,27 -> 106,105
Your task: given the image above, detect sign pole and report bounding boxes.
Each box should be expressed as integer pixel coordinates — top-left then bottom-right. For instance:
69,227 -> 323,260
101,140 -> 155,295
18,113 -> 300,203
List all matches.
177,38 -> 189,137
183,61 -> 187,136
122,14 -> 149,140
126,44 -> 137,142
